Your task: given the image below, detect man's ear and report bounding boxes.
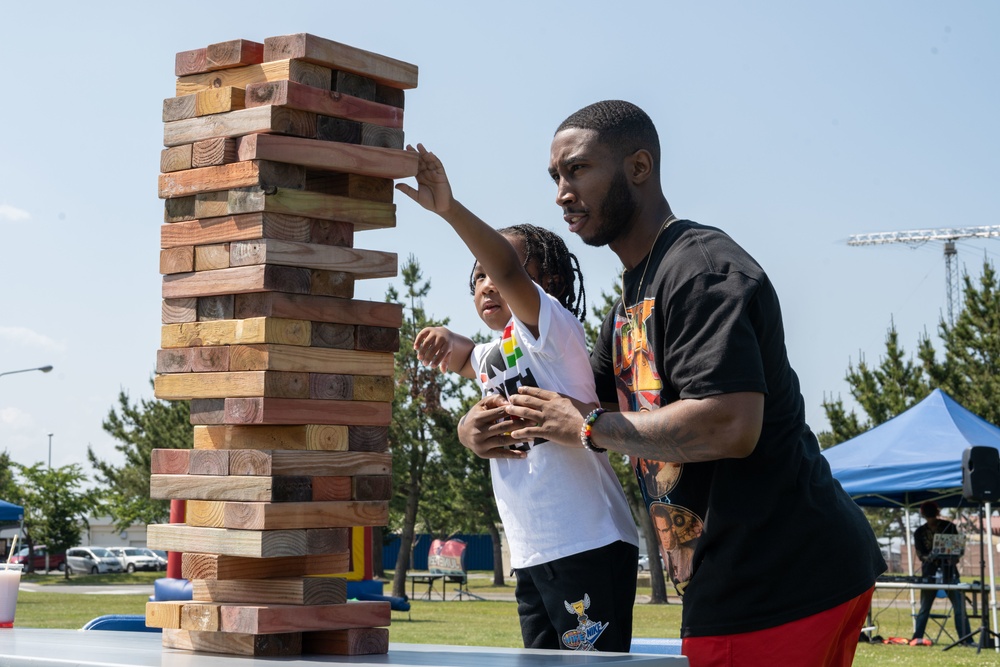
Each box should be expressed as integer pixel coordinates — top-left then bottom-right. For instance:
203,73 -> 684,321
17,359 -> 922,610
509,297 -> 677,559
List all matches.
625,149 -> 655,185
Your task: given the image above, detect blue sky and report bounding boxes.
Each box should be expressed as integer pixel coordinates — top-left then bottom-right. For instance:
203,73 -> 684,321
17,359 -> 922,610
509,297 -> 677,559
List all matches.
2,1 -> 999,472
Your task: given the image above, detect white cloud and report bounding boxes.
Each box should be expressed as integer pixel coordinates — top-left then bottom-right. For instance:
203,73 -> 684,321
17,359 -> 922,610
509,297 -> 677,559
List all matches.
0,204 -> 30,222
0,327 -> 67,353
0,407 -> 33,428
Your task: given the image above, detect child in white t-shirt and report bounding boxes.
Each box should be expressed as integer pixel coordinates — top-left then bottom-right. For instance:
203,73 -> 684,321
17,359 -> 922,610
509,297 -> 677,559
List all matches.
396,144 -> 639,652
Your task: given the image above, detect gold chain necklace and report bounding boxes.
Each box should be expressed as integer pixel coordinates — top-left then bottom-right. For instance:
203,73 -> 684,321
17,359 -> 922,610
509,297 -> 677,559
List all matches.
620,214 -> 677,333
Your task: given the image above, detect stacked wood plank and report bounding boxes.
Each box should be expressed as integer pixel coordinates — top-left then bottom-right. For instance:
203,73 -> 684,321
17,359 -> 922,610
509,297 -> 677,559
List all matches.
146,33 -> 417,658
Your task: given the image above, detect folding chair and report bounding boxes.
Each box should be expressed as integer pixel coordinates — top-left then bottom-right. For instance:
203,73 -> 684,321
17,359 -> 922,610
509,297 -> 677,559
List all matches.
923,589 -> 955,644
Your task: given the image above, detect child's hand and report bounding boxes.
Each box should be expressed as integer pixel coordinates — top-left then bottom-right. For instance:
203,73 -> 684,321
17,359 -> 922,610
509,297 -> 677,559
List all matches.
395,144 -> 454,214
414,326 -> 455,372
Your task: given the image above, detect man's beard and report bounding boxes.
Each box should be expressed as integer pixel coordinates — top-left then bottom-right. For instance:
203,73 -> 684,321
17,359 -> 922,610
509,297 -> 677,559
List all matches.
582,168 -> 637,248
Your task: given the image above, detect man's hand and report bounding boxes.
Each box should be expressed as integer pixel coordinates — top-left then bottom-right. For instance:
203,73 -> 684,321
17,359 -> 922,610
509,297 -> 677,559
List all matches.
458,394 -> 528,460
505,386 -> 593,448
394,144 -> 454,214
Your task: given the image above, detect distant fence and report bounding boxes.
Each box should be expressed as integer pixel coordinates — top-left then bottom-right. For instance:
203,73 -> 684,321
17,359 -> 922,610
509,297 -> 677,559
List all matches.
383,534 -> 494,571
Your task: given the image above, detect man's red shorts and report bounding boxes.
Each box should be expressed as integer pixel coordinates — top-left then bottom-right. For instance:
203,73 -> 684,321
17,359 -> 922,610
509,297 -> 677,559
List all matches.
682,587 -> 874,667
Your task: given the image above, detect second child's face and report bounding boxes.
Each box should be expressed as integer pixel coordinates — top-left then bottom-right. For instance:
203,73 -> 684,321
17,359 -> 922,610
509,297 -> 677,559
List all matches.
473,236 -> 541,331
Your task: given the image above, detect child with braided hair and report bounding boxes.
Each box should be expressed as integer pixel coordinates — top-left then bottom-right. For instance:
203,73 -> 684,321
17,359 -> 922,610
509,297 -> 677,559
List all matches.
396,144 -> 639,652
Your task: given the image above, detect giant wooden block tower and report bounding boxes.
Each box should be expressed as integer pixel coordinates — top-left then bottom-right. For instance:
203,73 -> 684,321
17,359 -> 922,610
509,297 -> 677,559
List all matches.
145,33 -> 417,657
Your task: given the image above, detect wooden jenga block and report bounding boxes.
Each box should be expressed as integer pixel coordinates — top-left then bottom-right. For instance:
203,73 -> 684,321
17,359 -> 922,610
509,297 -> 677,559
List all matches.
353,475 -> 392,501
163,87 -> 247,122
227,344 -> 393,375
160,318 -> 310,349
163,265 -> 316,299
156,346 -> 231,373
352,376 -> 393,402
161,213 -> 353,248
163,105 -> 317,147
306,173 -> 394,203
245,80 -> 403,128
160,246 -> 195,274
197,295 -> 235,321
158,161 -> 305,198
212,450 -> 389,476
182,552 -> 351,581
226,187 -> 396,231
303,627 -> 388,656
227,239 -> 396,279
192,578 -> 347,605
150,449 -> 191,475
233,293 -> 401,328
189,449 -> 230,474
176,59 -> 331,97
181,602 -> 221,632
311,476 -> 352,501
192,424 -> 348,451
175,39 -> 264,76
161,144 -> 193,172
219,397 -> 390,426
217,500 -> 388,530
348,426 -> 389,453
234,133 -> 416,179
220,600 -> 391,634
163,298 -> 198,323
150,474 -> 312,502
147,524 -> 349,558
145,600 -> 186,629
192,137 -> 239,168
154,370 -> 311,400
185,500 -> 226,527
263,33 -> 418,89
310,323 -> 355,349
194,243 -> 231,271
162,628 -> 301,657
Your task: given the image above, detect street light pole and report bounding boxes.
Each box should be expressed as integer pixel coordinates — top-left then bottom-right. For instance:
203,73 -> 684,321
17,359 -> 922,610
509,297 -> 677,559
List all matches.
0,365 -> 53,379
47,433 -> 53,468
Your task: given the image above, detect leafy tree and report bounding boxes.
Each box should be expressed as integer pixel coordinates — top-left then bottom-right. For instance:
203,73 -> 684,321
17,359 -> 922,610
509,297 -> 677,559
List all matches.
586,277 -> 670,603
0,451 -> 16,504
387,257 -> 455,598
10,463 -> 100,577
88,384 -> 192,532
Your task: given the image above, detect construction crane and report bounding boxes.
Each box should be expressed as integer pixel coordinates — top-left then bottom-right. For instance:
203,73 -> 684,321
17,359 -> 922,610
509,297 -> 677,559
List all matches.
848,225 -> 1000,327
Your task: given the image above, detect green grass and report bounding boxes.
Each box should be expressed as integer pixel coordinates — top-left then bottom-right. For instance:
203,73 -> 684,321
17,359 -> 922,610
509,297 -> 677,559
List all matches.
10,573 -> 1000,665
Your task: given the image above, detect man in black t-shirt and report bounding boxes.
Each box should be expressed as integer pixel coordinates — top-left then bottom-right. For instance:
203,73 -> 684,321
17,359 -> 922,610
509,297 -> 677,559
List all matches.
910,501 -> 971,645
457,100 -> 885,665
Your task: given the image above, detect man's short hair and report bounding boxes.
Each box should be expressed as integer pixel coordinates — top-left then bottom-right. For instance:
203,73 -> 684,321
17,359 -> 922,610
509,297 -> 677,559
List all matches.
556,100 -> 661,170
920,500 -> 940,519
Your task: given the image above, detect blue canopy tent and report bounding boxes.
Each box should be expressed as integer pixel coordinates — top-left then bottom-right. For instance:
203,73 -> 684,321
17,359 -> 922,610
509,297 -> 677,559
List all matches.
0,500 -> 24,560
0,501 -> 23,523
822,389 -> 1000,636
822,389 -> 1000,510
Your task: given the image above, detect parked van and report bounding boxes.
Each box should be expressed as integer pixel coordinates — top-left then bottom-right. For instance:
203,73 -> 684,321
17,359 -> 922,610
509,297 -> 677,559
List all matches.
65,546 -> 123,575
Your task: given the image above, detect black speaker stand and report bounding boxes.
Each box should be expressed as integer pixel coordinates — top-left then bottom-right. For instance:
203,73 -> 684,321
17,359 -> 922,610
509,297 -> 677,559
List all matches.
944,502 -> 1000,653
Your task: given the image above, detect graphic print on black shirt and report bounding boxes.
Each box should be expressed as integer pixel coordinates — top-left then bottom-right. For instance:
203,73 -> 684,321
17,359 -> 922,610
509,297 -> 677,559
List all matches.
615,298 -> 704,593
477,322 -> 547,451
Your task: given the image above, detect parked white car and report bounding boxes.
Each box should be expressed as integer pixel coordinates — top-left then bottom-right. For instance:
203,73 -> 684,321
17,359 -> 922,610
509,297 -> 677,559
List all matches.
138,547 -> 168,571
65,547 -> 124,575
107,546 -> 163,573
